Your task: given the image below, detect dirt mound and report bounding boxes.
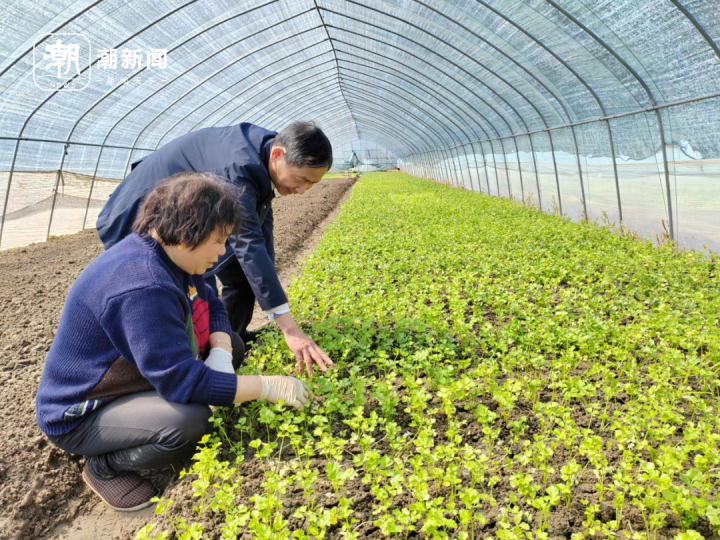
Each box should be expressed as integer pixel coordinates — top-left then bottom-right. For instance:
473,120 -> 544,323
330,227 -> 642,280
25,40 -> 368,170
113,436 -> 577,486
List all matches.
0,176 -> 357,539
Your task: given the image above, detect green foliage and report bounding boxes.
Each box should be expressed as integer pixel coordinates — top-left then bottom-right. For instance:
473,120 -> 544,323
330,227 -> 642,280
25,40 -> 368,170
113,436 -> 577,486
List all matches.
139,172 -> 720,539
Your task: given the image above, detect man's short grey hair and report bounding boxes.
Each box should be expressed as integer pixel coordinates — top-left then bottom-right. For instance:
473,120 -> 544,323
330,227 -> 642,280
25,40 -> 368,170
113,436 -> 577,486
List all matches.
274,121 -> 333,169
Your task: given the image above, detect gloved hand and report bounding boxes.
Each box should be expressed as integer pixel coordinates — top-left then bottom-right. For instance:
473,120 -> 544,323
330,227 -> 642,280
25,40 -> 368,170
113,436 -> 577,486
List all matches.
204,347 -> 234,374
259,375 -> 310,410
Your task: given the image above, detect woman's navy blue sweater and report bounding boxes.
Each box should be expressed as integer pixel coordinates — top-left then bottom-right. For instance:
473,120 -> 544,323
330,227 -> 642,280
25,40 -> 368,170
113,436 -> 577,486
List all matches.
36,234 -> 237,436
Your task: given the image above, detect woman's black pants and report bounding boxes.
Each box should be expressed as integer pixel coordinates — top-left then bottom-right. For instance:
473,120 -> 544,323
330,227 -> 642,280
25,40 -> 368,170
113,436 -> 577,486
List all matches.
47,336 -> 244,479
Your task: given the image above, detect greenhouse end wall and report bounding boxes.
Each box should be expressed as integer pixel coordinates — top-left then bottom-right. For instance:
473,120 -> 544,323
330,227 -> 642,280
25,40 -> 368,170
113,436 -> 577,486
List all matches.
399,96 -> 720,253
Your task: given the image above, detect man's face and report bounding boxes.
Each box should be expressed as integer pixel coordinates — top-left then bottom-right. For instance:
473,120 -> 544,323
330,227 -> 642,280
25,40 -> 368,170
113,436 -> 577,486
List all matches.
270,146 -> 327,195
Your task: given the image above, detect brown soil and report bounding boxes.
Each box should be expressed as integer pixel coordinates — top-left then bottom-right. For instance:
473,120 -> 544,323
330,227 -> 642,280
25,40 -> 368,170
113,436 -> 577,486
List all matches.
0,176 -> 357,540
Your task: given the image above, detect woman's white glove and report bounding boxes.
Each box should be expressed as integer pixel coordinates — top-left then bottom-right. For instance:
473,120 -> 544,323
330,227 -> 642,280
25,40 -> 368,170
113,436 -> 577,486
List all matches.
259,375 -> 310,410
204,347 -> 234,374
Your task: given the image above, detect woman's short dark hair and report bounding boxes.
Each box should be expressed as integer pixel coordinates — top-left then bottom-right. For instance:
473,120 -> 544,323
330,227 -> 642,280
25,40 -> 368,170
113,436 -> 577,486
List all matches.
274,121 -> 333,169
132,172 -> 241,249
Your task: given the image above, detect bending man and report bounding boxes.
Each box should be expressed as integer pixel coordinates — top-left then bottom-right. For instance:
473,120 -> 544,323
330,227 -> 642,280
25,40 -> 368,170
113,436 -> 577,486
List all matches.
97,121 -> 333,376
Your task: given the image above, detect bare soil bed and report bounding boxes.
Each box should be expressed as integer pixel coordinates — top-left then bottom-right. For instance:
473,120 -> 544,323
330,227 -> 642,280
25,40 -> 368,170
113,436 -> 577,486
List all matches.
0,176 -> 357,539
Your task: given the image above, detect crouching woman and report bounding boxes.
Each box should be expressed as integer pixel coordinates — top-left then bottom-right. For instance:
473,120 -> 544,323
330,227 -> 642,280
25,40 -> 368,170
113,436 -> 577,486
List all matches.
35,172 -> 308,512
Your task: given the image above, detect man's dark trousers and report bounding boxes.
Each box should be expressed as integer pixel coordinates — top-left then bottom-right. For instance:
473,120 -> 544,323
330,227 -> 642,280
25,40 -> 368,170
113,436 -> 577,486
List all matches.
206,258 -> 256,337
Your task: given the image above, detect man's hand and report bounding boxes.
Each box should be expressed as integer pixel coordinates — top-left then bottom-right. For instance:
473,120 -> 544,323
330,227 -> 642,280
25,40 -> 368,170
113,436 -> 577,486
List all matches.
284,328 -> 333,376
274,312 -> 334,377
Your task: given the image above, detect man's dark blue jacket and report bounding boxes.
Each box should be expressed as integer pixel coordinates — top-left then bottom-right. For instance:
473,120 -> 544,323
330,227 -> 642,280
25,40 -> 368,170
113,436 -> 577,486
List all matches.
96,123 -> 286,311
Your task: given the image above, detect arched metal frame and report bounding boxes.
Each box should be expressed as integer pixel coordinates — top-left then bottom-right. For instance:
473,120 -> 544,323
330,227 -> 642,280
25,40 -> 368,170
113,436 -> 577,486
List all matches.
2,0 -> 282,245
85,15 -> 329,227
545,0 -> 672,235
313,0 -> 360,142
319,4 -> 564,204
1,0 -> 720,249
472,0 -> 620,218
332,44 -> 504,185
118,18 -> 326,174
155,48 -> 335,147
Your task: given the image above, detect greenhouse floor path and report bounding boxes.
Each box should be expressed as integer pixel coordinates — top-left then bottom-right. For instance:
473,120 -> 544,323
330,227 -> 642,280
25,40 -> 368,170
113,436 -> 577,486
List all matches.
0,175 -> 357,539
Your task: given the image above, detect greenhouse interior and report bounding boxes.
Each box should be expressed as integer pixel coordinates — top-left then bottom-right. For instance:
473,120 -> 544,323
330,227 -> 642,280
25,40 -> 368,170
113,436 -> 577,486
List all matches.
1,1 -> 720,539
